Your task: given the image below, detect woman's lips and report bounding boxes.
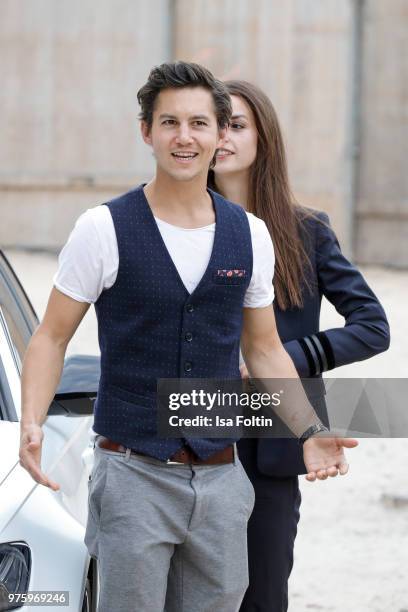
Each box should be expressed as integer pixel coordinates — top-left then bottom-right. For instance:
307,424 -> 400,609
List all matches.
216,149 -> 234,159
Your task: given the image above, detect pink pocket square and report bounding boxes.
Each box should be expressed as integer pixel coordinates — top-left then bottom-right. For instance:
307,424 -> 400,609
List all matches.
217,269 -> 246,278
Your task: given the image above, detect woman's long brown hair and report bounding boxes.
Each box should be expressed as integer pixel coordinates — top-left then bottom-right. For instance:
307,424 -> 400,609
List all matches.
209,80 -> 314,310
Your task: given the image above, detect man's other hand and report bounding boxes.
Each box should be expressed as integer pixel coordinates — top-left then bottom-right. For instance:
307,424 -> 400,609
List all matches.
303,436 -> 359,482
19,424 -> 60,491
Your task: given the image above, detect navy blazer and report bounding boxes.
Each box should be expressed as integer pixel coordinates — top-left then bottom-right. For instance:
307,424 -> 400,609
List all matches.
241,210 -> 390,478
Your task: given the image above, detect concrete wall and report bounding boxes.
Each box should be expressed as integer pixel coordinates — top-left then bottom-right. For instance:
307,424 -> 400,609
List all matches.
0,0 -> 170,249
355,0 -> 408,267
174,0 -> 354,251
1,0 -> 407,265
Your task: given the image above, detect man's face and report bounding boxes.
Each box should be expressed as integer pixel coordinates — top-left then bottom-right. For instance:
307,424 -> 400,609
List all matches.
141,86 -> 225,183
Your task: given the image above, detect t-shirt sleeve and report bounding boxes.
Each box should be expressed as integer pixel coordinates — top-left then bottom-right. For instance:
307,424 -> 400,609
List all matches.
53,206 -> 118,303
243,213 -> 275,308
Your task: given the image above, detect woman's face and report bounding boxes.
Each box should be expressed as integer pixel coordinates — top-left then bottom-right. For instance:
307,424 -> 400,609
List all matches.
214,94 -> 258,175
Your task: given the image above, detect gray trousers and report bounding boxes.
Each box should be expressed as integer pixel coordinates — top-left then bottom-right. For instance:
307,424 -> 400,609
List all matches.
85,444 -> 255,612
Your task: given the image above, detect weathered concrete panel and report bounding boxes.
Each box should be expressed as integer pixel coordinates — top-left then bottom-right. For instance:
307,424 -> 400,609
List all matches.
0,0 -> 170,248
355,217 -> 408,268
356,0 -> 408,264
1,0 -> 407,264
173,0 -> 353,249
0,181 -> 139,250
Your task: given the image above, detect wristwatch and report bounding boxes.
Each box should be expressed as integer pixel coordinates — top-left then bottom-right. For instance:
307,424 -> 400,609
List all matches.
299,423 -> 329,446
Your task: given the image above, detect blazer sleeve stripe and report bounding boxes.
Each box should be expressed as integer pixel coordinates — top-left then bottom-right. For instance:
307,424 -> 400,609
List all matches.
303,336 -> 321,376
298,338 -> 316,376
307,335 -> 324,374
314,331 -> 336,370
298,332 -> 336,376
310,334 -> 329,372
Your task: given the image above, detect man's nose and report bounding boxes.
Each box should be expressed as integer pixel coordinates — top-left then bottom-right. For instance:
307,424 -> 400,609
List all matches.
175,124 -> 194,144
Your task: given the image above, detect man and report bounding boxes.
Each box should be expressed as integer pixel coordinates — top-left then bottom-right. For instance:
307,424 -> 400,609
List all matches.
19,61 -> 357,612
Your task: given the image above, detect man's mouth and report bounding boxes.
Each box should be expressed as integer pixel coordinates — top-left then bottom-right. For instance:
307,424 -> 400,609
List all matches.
171,152 -> 199,162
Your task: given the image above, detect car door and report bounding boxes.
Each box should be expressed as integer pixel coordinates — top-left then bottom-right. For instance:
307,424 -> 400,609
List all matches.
0,250 -> 94,525
0,250 -> 38,483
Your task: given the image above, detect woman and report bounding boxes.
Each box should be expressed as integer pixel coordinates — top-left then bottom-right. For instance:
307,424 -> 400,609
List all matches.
209,80 -> 390,612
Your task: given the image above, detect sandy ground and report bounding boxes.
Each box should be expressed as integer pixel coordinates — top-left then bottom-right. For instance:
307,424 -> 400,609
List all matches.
5,250 -> 408,612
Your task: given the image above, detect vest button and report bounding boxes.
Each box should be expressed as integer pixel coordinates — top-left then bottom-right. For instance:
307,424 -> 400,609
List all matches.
185,332 -> 193,342
184,361 -> 193,372
186,304 -> 194,313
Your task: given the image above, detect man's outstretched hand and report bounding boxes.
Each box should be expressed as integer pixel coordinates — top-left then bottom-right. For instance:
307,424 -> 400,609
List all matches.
303,436 -> 359,482
19,424 -> 60,491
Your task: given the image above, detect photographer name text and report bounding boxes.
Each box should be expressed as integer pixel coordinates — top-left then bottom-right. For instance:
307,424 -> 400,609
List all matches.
168,415 -> 273,427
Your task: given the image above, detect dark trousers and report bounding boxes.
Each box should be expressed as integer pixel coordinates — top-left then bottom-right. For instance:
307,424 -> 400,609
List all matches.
238,440 -> 301,612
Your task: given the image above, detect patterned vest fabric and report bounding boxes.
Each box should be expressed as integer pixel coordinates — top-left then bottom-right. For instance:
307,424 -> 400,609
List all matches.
94,185 -> 253,460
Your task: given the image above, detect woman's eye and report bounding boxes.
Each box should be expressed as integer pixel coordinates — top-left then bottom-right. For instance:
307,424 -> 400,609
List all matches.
231,123 -> 244,130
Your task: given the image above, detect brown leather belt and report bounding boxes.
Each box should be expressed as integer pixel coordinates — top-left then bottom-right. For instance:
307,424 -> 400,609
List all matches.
96,436 -> 234,465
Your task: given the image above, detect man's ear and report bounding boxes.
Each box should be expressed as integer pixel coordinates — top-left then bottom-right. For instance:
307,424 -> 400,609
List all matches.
140,121 -> 152,145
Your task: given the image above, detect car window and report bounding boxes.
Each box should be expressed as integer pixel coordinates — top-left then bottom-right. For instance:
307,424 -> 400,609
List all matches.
0,252 -> 38,372
0,352 -> 17,421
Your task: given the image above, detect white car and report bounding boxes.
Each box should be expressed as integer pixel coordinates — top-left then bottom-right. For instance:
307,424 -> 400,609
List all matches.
0,251 -> 100,611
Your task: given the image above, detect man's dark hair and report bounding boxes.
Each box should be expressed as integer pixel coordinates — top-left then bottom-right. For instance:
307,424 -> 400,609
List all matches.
137,61 -> 232,130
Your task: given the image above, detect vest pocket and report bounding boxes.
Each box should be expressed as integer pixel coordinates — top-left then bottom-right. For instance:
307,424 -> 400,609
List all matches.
212,270 -> 248,285
106,383 -> 156,408
103,384 -> 157,437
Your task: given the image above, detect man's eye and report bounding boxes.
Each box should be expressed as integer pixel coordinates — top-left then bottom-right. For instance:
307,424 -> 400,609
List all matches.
193,121 -> 207,127
162,119 -> 176,125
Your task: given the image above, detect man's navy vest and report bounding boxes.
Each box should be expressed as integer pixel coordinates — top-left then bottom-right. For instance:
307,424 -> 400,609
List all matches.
93,185 -> 253,460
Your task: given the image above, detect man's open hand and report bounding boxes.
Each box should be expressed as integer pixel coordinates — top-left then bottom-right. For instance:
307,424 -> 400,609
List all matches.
303,436 -> 359,482
19,424 -> 60,491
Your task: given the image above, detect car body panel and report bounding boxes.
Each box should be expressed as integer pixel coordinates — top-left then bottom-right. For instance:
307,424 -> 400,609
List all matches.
0,250 -> 100,610
1,476 -> 89,611
0,417 -> 94,533
0,421 -> 20,485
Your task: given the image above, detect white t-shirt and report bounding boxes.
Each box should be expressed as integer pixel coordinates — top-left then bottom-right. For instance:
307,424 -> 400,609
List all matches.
54,204 -> 275,308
